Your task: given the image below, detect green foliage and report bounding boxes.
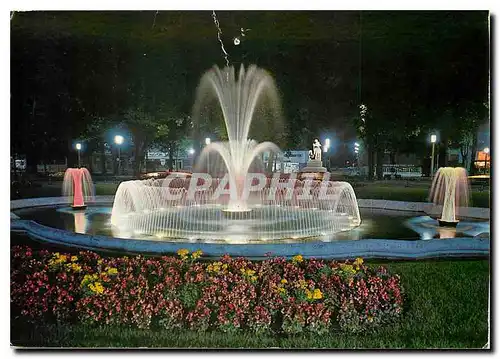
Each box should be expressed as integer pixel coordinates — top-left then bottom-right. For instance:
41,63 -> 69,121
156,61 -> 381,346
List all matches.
178,283 -> 202,310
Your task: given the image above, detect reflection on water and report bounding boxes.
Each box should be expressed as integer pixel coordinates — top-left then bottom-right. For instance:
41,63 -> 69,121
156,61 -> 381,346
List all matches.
55,207 -> 112,236
13,206 -> 489,243
404,216 -> 490,240
73,211 -> 88,234
438,227 -> 457,239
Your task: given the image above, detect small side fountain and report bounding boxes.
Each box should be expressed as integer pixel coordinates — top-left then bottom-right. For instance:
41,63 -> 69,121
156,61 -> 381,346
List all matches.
429,167 -> 470,227
62,168 -> 95,210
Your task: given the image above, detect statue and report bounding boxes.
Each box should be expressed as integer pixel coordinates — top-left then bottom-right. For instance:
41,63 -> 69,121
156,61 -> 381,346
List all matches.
300,138 -> 327,177
312,138 -> 322,161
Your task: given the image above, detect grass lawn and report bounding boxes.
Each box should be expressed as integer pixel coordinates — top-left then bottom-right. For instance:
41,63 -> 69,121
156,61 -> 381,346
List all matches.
11,258 -> 489,349
354,185 -> 490,208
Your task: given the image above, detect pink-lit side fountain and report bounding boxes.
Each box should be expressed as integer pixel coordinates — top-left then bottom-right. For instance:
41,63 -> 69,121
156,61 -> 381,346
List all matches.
62,168 -> 95,209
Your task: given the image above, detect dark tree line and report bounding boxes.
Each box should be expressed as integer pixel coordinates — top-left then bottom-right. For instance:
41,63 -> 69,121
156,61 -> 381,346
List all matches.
11,11 -> 489,177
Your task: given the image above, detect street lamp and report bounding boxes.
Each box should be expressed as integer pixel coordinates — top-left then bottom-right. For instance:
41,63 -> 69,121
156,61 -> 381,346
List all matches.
484,147 -> 489,174
75,143 -> 82,168
324,138 -> 330,152
189,148 -> 195,155
114,135 -> 124,175
430,134 -> 437,177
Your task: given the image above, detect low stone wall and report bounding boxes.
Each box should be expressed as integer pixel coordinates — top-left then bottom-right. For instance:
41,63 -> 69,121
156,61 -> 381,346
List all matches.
10,219 -> 490,260
10,196 -> 115,211
357,199 -> 490,220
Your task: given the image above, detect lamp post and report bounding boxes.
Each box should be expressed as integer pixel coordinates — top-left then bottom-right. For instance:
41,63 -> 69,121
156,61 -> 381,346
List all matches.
430,134 -> 437,178
205,138 -> 211,172
188,148 -> 195,170
75,143 -> 82,168
484,147 -> 489,174
354,142 -> 360,169
114,135 -> 124,175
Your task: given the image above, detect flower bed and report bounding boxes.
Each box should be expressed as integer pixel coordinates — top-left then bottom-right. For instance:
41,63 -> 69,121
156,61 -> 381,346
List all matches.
11,246 -> 404,335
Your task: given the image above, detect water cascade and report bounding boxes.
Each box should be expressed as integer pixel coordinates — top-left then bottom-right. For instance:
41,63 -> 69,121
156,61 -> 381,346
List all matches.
429,167 -> 470,227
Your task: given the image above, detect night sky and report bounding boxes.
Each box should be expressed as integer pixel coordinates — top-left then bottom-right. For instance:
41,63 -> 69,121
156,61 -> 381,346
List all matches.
10,11 -> 489,170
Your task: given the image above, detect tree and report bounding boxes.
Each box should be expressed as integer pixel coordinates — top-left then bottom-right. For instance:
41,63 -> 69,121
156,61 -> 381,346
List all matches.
119,107 -> 170,175
152,111 -> 192,171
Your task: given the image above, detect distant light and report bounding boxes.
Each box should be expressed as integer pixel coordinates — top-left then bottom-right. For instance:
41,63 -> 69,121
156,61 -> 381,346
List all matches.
114,135 -> 124,145
354,149 -> 359,153
205,137 -> 211,145
484,147 -> 490,154
189,148 -> 195,155
430,134 -> 437,143
325,138 -> 330,147
233,37 -> 240,45
75,143 -> 82,150
354,142 -> 360,147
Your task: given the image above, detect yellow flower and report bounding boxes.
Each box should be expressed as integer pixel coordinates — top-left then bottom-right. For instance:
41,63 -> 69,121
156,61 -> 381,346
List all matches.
292,254 -> 303,264
207,262 -> 223,273
48,252 -> 74,269
340,263 -> 357,274
107,267 -> 118,275
313,288 -> 323,300
94,282 -> 104,294
191,250 -> 203,260
71,263 -> 82,273
97,259 -> 103,265
297,279 -> 307,289
81,273 -> 99,288
367,315 -> 373,322
305,289 -> 313,300
281,278 -> 288,284
246,269 -> 256,276
354,257 -> 364,265
88,282 -> 104,294
71,256 -> 78,262
177,249 -> 189,259
277,287 -> 286,295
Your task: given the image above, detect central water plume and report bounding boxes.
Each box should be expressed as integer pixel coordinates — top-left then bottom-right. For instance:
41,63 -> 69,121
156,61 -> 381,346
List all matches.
193,64 -> 283,212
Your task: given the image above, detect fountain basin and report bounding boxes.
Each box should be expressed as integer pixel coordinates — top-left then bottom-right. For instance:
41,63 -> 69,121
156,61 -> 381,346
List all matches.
10,197 -> 490,260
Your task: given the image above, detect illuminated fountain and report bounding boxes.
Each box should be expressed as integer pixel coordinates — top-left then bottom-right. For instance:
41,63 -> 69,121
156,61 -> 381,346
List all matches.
429,167 -> 470,227
62,168 -> 95,209
194,65 -> 282,215
110,65 -> 361,242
